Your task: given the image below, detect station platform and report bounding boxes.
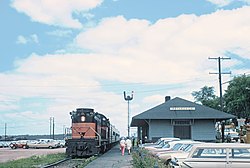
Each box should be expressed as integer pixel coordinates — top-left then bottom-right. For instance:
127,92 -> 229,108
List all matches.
85,145 -> 133,168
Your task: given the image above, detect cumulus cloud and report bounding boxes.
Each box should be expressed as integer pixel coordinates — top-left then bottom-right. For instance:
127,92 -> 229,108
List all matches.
47,30 -> 73,37
11,0 -> 103,28
3,6 -> 250,135
16,34 -> 39,44
16,35 -> 28,44
207,0 -> 250,7
75,7 -> 250,82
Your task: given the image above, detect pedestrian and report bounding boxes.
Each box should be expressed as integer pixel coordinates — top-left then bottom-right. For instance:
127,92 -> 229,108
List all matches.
125,137 -> 132,155
239,126 -> 244,143
132,137 -> 135,148
120,137 -> 126,156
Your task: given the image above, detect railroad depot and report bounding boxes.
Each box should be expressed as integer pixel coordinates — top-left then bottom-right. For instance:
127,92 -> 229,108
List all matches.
131,96 -> 235,142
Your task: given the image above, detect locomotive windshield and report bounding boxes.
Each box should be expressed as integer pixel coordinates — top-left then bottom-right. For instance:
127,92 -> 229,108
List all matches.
70,108 -> 95,123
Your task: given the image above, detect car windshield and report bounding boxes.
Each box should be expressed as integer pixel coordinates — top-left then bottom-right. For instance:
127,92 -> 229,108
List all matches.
162,142 -> 170,148
155,139 -> 162,145
172,143 -> 182,151
183,144 -> 194,152
158,140 -> 165,146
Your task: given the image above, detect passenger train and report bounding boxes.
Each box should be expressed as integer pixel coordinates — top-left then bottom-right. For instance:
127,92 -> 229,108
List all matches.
66,108 -> 120,157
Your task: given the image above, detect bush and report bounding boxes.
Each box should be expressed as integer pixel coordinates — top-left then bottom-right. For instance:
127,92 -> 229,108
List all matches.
132,148 -> 167,168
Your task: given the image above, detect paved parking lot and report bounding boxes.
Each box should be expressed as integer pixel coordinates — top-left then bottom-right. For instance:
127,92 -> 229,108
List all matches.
0,148 -> 65,163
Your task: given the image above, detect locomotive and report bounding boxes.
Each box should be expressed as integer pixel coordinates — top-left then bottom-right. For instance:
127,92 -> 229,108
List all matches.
66,108 -> 120,157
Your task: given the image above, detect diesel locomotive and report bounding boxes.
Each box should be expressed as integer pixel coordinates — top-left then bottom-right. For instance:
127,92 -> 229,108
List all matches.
66,108 -> 120,157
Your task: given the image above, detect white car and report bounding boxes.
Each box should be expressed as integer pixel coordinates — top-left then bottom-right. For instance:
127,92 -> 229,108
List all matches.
151,140 -> 195,156
157,141 -> 202,166
180,143 -> 250,168
142,137 -> 180,147
27,140 -> 59,149
224,128 -> 239,142
144,138 -> 180,152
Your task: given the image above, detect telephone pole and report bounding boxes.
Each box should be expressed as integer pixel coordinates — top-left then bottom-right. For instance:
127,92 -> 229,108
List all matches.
124,91 -> 134,137
49,117 -> 55,139
4,123 -> 7,141
50,117 -> 52,139
209,56 -> 231,142
52,117 -> 55,139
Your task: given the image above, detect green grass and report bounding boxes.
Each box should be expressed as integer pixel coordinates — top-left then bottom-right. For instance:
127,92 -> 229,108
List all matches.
0,153 -> 66,168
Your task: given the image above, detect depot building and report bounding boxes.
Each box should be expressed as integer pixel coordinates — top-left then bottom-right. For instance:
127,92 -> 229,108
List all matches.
131,96 -> 235,142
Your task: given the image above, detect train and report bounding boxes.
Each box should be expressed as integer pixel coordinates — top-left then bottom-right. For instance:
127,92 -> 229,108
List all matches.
66,108 -> 120,157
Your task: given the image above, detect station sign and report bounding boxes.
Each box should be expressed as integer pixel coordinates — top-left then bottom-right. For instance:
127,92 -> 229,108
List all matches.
170,107 -> 195,111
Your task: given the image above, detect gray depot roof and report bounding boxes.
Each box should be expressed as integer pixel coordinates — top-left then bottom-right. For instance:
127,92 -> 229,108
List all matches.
131,97 -> 235,126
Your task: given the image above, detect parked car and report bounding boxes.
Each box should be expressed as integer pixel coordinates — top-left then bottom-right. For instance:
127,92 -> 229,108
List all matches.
57,140 -> 65,148
179,143 -> 250,168
158,141 -> 202,166
0,141 -> 9,148
9,140 -> 29,149
144,138 -> 180,151
26,140 -> 59,149
141,137 -> 180,147
224,128 -> 239,142
150,140 -> 194,155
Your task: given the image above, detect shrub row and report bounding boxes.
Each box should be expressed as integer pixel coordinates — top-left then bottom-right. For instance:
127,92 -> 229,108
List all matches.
132,148 -> 167,168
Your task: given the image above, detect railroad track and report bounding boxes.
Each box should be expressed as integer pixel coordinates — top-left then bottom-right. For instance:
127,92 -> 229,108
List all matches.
42,157 -> 91,168
42,158 -> 71,168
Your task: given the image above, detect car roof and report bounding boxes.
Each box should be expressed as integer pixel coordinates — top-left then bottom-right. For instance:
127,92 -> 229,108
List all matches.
192,143 -> 250,148
160,137 -> 180,141
173,140 -> 197,143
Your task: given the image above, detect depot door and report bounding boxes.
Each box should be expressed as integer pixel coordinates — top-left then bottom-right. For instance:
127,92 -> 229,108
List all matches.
174,125 -> 191,139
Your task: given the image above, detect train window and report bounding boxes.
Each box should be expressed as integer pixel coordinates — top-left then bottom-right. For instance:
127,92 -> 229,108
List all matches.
81,116 -> 86,122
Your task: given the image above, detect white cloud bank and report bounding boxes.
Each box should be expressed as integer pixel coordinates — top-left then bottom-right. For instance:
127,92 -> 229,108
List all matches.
11,0 -> 103,28
207,0 -> 250,7
2,6 -> 250,135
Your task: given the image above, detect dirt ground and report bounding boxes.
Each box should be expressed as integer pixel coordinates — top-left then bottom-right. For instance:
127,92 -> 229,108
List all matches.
0,147 -> 65,163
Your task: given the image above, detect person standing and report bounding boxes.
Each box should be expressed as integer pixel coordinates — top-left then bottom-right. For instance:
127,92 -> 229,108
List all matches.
120,137 -> 126,156
125,137 -> 132,155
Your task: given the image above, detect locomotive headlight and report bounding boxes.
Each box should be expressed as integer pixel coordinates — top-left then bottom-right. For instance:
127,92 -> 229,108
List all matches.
81,116 -> 86,122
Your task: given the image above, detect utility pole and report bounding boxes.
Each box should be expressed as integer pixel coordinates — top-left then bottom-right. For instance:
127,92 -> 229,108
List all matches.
52,117 -> 55,140
209,56 -> 231,142
124,91 -> 134,137
50,117 -> 52,139
63,125 -> 65,140
4,123 -> 7,141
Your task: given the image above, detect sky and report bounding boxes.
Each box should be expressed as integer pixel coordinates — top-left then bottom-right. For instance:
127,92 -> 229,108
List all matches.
1,0 -> 250,137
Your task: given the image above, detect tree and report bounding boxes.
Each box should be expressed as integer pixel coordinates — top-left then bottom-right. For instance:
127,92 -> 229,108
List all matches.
192,86 -> 220,110
224,74 -> 250,118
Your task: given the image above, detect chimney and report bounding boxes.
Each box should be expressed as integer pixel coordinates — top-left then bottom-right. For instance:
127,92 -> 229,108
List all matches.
165,96 -> 171,102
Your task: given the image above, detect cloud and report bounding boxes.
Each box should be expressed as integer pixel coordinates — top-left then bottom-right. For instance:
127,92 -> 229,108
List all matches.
16,34 -> 39,44
75,7 -> 250,82
16,35 -> 28,44
47,30 -> 73,37
11,0 -> 103,29
3,6 -> 250,135
206,0 -> 250,7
